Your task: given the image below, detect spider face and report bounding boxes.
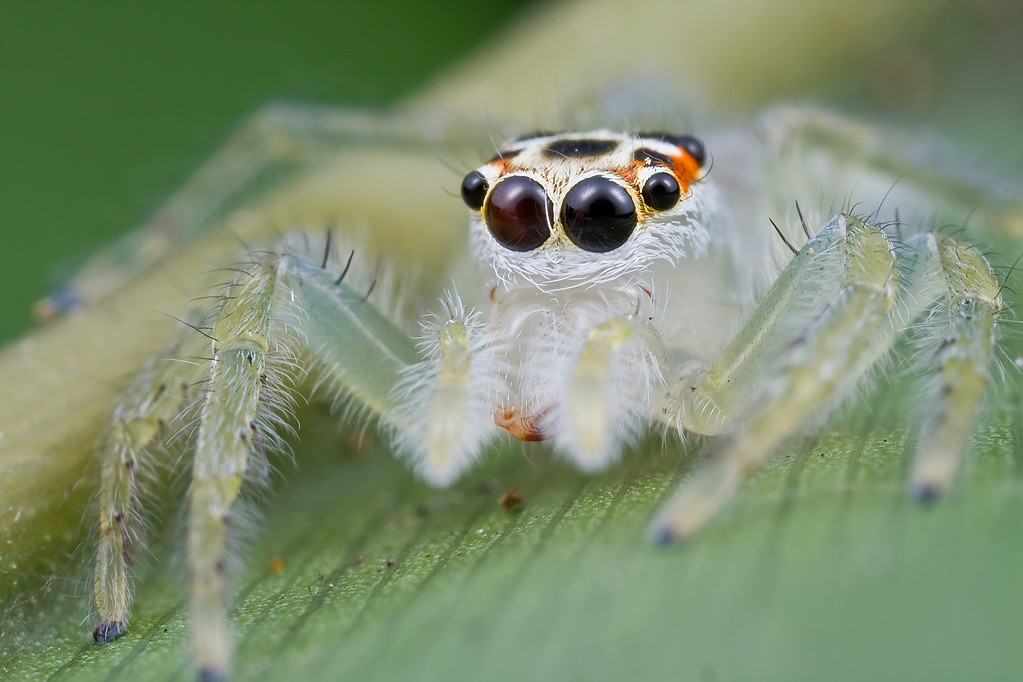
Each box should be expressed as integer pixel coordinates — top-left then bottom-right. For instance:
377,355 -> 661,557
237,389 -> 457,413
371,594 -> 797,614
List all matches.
460,131 -> 717,290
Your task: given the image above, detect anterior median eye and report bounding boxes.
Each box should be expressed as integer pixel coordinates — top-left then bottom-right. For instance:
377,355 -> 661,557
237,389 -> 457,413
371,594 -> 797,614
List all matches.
484,175 -> 553,251
562,176 -> 637,252
642,172 -> 681,211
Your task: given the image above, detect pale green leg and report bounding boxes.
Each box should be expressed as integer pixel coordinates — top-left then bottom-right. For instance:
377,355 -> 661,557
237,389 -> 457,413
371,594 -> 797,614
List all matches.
653,215 -> 901,541
182,250 -> 417,679
186,260 -> 282,680
757,105 -> 1023,245
93,336 -> 204,642
908,236 -> 1002,499
660,213 -> 854,437
652,216 -> 1002,542
37,103 -> 476,319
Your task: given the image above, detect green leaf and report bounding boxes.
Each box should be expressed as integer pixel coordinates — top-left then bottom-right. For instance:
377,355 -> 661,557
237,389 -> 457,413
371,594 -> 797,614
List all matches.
5,401 -> 1023,681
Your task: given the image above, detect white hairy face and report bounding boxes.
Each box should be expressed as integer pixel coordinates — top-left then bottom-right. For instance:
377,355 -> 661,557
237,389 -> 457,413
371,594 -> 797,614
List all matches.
460,130 -> 723,291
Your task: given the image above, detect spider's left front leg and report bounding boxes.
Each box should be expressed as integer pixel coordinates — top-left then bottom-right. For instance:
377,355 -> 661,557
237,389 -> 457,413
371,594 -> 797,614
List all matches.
651,214 -> 1001,542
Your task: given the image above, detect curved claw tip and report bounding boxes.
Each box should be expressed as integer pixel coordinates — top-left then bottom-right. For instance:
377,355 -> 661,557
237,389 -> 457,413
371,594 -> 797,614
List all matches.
92,619 -> 125,643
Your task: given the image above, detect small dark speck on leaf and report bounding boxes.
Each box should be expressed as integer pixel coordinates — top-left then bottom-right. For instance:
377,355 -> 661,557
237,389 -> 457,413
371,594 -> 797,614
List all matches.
499,487 -> 524,512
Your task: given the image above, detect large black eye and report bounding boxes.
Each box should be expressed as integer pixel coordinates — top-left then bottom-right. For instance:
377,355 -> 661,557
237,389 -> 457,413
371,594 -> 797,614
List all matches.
642,172 -> 681,211
484,175 -> 553,251
461,170 -> 489,210
562,176 -> 637,252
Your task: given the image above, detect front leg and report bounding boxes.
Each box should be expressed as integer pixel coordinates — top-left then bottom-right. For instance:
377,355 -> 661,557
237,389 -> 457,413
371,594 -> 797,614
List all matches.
653,215 -> 903,542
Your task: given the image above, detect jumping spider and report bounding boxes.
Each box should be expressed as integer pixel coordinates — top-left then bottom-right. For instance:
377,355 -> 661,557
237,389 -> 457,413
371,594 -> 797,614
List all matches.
86,107 -> 1006,679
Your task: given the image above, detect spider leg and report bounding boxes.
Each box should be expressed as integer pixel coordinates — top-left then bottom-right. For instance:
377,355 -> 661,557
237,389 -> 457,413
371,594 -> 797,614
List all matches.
907,235 -> 1002,499
38,103 -> 467,319
285,256 -> 501,485
93,333 -> 204,643
180,247 -> 430,678
280,255 -> 503,486
653,215 -> 1002,542
653,214 -> 906,542
185,257 -> 302,679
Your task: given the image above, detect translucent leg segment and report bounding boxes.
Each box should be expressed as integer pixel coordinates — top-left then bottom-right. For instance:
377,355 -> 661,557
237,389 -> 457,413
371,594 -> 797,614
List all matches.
93,338 -> 202,642
653,215 -> 901,541
187,259 -> 294,679
663,212 -> 855,436
279,253 -> 419,425
38,104 -> 467,319
181,250 -> 419,678
652,216 -> 1002,542
908,237 -> 1002,499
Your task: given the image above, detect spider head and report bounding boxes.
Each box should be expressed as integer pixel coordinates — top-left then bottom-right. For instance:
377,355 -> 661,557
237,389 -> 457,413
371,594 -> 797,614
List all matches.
461,130 -> 717,290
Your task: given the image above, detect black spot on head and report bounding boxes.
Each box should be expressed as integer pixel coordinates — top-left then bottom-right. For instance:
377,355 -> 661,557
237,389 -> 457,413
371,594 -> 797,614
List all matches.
542,138 -> 619,159
633,147 -> 673,166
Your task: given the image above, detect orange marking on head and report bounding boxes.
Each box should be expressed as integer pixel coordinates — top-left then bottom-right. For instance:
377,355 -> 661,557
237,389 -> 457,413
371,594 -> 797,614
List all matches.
670,150 -> 703,187
487,155 -> 516,176
620,159 -> 646,185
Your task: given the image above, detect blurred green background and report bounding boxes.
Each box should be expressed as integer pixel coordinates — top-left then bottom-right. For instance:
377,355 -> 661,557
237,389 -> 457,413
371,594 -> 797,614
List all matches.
0,0 -> 533,343
3,1 -> 1022,345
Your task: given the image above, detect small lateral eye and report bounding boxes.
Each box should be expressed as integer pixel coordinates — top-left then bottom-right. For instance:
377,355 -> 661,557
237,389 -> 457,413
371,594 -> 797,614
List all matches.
484,175 -> 553,252
675,135 -> 706,167
642,172 -> 681,211
461,170 -> 489,210
562,176 -> 637,253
